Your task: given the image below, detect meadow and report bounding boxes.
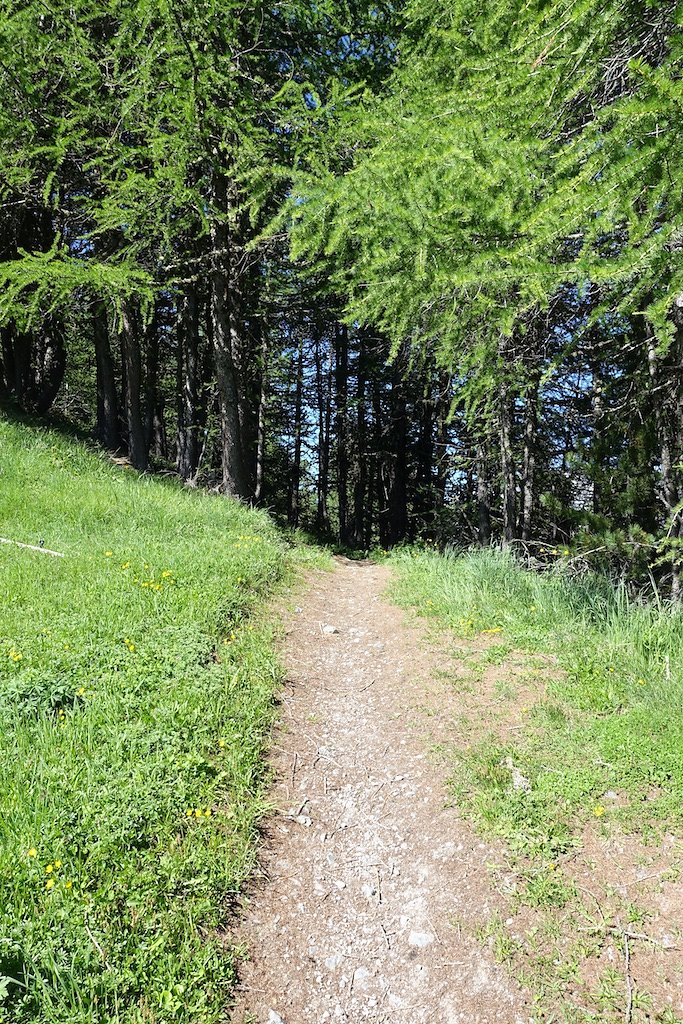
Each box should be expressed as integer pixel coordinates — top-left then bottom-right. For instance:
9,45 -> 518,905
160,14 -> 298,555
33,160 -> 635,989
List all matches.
0,419 -> 297,1023
390,546 -> 683,861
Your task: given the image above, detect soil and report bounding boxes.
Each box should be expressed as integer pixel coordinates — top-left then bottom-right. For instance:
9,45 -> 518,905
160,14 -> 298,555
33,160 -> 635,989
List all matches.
229,558 -> 530,1023
229,557 -> 683,1024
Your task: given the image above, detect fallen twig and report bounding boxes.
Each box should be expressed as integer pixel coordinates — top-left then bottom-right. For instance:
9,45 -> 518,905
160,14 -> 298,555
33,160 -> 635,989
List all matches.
614,928 -> 680,951
84,918 -> 108,966
622,927 -> 633,1024
0,537 -> 63,557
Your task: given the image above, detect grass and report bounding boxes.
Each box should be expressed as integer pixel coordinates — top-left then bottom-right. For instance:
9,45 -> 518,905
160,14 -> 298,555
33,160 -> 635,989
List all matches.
389,546 -> 683,856
0,417 -> 306,1023
389,546 -> 683,1021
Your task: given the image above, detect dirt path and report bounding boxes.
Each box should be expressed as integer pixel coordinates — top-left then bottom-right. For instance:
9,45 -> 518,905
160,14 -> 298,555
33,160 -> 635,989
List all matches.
230,558 -> 529,1024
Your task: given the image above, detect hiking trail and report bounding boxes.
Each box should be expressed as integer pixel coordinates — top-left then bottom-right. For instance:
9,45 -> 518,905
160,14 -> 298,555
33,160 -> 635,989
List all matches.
230,557 -> 529,1024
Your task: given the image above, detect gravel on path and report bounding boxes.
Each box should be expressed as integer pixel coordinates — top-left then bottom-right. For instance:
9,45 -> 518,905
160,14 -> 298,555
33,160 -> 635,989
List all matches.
229,558 -> 530,1024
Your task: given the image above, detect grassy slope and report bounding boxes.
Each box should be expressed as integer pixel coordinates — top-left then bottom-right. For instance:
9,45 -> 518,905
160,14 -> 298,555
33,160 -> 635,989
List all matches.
0,419 -> 295,1023
389,547 -> 683,858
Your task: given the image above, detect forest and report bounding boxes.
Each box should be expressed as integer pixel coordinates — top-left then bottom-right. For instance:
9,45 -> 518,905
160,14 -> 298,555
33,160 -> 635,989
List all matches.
5,4 -> 683,1022
1,0 -> 682,586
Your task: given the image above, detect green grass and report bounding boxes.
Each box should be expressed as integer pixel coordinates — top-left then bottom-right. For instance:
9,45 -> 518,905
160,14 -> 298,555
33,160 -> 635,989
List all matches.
389,546 -> 683,857
0,418 -> 302,1023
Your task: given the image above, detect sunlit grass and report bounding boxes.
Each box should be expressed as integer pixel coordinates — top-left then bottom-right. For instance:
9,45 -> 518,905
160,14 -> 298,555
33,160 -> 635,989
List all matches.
0,418 -> 297,1023
390,546 -> 683,851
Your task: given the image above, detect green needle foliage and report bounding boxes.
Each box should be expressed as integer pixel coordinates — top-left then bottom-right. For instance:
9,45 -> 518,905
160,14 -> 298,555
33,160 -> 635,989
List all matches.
290,0 -> 683,354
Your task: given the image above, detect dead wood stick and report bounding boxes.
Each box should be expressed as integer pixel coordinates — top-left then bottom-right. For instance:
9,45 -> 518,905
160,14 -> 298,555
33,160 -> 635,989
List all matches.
0,537 -> 64,557
84,918 -> 109,966
622,928 -> 633,1024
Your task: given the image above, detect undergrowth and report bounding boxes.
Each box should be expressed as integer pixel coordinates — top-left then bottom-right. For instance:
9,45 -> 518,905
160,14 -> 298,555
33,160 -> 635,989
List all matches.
389,547 -> 683,856
0,419 -> 304,1023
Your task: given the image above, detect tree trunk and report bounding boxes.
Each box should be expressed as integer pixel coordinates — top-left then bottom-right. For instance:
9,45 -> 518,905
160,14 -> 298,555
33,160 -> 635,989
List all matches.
144,308 -> 165,460
94,302 -> 119,450
177,286 -> 201,482
335,323 -> 350,544
434,377 -> 450,509
414,377 -> 434,533
119,298 -> 148,472
314,333 -> 331,534
254,334 -> 268,503
28,317 -> 66,414
1,327 -> 15,396
520,375 -> 539,542
647,324 -> 683,598
389,375 -> 408,544
209,169 -> 250,499
591,382 -> 604,516
498,339 -> 516,544
288,339 -> 304,526
351,332 -> 368,547
11,330 -> 33,407
373,378 -> 390,548
476,440 -> 491,545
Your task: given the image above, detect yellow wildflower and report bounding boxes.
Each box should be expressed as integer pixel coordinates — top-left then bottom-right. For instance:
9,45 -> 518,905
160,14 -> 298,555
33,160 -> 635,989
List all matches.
218,739 -> 226,749
186,809 -> 193,817
77,687 -> 85,696
194,809 -> 202,818
27,848 -> 37,858
204,809 -> 212,817
65,880 -> 73,890
54,860 -> 61,868
121,562 -> 130,570
45,879 -> 55,890
593,805 -> 605,817
104,551 -> 113,557
638,678 -> 646,686
45,864 -> 53,874
161,570 -> 172,579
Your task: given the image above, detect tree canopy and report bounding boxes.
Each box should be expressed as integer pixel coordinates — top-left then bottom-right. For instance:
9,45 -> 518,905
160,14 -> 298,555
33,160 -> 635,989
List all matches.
2,0 -> 683,589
